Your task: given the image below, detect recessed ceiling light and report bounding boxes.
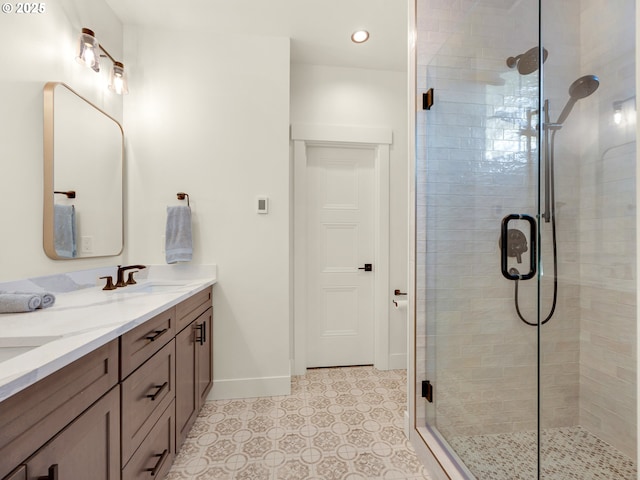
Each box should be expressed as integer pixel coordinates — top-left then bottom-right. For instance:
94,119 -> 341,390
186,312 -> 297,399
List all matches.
351,30 -> 369,43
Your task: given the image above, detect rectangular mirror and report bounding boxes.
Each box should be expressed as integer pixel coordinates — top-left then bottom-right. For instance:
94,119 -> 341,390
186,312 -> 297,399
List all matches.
43,82 -> 124,259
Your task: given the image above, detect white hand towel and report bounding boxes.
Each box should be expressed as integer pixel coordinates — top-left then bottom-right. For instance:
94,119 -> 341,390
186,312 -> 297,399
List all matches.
165,206 -> 193,264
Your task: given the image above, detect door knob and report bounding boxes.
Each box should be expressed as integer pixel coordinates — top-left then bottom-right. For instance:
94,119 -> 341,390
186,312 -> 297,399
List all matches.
358,263 -> 373,272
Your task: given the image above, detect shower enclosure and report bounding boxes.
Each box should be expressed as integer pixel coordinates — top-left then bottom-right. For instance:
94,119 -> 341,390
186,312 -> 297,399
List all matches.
412,0 -> 637,478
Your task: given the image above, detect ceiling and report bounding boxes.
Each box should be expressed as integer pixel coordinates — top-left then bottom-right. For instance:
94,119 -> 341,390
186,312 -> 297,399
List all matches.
105,0 -> 408,71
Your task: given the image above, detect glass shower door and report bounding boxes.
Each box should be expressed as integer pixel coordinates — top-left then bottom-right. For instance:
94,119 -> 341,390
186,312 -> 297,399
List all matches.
538,0 -> 637,478
415,0 -> 543,477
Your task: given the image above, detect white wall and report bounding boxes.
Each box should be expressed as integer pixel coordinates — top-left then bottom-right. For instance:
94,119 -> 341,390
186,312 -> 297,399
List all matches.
290,64 -> 409,368
0,1 -> 406,401
123,27 -> 291,399
0,0 -> 124,281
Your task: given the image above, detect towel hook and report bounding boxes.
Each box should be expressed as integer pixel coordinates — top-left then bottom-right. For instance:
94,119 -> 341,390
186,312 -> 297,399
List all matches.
54,190 -> 76,198
177,192 -> 190,207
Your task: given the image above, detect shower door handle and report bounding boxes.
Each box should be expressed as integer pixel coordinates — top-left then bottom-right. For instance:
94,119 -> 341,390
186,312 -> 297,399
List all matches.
500,214 -> 537,281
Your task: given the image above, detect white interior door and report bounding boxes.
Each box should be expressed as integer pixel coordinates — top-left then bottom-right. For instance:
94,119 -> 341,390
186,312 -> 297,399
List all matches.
306,145 -> 375,367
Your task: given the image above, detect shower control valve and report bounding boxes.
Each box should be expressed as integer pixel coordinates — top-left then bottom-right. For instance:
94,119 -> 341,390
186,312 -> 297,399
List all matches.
500,214 -> 537,281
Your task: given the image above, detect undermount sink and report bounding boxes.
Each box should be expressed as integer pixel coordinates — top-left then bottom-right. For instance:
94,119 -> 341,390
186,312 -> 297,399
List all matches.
0,335 -> 62,362
113,281 -> 191,294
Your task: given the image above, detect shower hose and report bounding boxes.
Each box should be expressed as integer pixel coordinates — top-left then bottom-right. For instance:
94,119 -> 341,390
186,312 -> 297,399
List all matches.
513,129 -> 558,326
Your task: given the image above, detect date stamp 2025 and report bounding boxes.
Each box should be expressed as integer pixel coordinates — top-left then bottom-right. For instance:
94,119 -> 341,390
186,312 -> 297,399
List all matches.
2,2 -> 46,14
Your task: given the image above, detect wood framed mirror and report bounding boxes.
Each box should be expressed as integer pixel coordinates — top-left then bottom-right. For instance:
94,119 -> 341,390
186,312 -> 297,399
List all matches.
43,82 -> 124,259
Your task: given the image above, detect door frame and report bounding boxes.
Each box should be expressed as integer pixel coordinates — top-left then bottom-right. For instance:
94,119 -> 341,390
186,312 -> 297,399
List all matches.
292,123 -> 392,375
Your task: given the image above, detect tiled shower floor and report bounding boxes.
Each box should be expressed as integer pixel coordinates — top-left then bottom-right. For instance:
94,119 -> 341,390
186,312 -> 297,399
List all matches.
449,426 -> 637,480
166,366 -> 432,479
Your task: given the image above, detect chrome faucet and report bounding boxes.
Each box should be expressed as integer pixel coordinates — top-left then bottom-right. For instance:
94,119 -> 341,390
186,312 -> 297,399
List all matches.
115,264 -> 147,288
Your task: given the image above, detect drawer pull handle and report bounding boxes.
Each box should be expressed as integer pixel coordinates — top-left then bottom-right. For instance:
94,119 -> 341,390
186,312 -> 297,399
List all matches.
145,328 -> 168,342
146,381 -> 168,401
195,322 -> 206,346
146,449 -> 169,476
38,464 -> 58,480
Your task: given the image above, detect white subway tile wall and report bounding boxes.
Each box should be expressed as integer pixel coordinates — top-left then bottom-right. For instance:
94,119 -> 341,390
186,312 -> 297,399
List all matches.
577,0 -> 636,458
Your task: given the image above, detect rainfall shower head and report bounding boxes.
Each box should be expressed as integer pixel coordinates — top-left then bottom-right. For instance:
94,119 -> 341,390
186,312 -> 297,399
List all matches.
555,74 -> 600,125
506,47 -> 548,75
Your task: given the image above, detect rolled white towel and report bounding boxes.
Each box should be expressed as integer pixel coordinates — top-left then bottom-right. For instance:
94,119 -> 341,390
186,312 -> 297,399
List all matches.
0,293 -> 42,313
39,292 -> 56,308
0,291 -> 56,309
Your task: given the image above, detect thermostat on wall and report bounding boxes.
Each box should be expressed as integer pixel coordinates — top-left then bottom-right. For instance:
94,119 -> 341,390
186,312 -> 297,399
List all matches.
257,196 -> 269,214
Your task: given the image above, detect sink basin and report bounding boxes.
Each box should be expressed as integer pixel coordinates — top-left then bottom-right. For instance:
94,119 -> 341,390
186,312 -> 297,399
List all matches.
113,281 -> 191,294
0,335 -> 62,362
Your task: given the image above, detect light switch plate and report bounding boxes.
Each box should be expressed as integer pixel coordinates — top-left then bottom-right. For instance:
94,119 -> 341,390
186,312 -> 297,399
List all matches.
81,236 -> 93,253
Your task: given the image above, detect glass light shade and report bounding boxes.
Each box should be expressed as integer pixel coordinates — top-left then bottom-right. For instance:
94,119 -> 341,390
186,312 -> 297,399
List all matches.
75,28 -> 100,72
108,61 -> 129,95
613,108 -> 622,125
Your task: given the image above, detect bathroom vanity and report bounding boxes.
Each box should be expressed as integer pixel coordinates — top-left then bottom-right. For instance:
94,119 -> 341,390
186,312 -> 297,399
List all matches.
0,273 -> 215,480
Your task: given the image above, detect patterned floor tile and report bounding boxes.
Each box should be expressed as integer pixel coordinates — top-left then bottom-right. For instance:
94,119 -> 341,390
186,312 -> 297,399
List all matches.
167,366 -> 432,480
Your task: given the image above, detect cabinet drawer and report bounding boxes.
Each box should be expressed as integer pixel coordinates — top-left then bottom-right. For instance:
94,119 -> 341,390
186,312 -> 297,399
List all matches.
121,340 -> 175,464
26,386 -> 120,480
0,339 -> 118,479
121,307 -> 175,379
176,287 -> 212,332
122,400 -> 175,480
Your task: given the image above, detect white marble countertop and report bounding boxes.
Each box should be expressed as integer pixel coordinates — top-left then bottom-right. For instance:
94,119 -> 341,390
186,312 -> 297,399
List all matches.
0,265 -> 216,402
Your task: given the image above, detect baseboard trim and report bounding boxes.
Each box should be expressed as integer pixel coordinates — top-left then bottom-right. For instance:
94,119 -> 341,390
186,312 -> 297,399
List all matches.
209,375 -> 291,400
389,353 -> 407,370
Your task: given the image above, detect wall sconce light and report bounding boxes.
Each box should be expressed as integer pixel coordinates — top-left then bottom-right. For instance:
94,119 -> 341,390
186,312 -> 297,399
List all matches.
75,27 -> 128,95
109,61 -> 128,95
613,101 -> 623,125
612,95 -> 635,125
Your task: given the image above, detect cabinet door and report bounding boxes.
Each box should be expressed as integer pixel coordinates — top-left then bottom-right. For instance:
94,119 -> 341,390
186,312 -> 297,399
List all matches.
175,322 -> 198,450
26,387 -> 120,480
197,308 -> 213,405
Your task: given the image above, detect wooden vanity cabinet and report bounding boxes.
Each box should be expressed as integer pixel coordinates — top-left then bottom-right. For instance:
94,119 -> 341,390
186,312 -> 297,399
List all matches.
175,294 -> 213,450
0,286 -> 213,480
122,287 -> 212,474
